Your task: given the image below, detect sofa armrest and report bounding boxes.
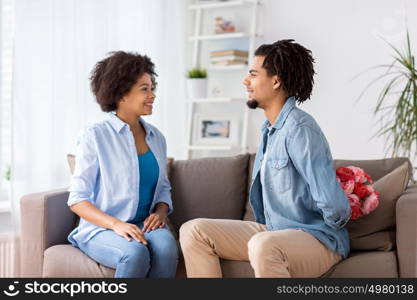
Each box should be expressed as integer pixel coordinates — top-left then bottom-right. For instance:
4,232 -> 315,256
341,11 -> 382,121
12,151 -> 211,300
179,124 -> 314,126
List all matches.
396,184 -> 417,277
20,188 -> 76,277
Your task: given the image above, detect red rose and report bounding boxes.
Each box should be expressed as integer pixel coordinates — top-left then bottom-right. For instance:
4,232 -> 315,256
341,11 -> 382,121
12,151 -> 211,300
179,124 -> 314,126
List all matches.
348,194 -> 363,220
340,180 -> 355,194
353,182 -> 371,199
364,173 -> 373,184
361,192 -> 379,215
337,166 -> 379,221
336,167 -> 355,182
350,204 -> 363,220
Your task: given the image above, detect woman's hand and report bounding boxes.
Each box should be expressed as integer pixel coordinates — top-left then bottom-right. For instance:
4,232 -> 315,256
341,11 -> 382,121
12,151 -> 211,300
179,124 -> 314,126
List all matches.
111,220 -> 148,245
143,202 -> 169,232
143,211 -> 166,232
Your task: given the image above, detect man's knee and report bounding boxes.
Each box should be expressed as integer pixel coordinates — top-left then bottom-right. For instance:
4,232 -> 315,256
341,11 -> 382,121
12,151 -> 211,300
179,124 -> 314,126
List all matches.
179,218 -> 211,245
247,232 -> 286,261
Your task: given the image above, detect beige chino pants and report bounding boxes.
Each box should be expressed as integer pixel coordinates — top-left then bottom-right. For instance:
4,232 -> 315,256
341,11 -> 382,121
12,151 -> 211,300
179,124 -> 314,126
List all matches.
179,218 -> 342,278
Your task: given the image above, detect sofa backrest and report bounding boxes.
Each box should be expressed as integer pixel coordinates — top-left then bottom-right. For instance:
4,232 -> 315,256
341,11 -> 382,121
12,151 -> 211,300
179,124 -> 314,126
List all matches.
168,154 -> 250,232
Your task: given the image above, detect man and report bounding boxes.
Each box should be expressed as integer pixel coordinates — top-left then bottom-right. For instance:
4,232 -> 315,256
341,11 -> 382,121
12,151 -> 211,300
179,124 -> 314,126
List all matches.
179,40 -> 351,278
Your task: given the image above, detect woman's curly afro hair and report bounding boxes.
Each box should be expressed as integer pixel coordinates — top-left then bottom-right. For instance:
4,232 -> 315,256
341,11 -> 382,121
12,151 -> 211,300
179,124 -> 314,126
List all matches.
255,39 -> 315,104
90,51 -> 157,112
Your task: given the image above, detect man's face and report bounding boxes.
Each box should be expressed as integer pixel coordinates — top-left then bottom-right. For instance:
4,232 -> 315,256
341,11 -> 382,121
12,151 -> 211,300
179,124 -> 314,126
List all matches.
242,55 -> 280,109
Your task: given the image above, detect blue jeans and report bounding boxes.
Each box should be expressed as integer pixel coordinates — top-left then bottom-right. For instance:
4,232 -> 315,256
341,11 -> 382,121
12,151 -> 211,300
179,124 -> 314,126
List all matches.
77,223 -> 178,278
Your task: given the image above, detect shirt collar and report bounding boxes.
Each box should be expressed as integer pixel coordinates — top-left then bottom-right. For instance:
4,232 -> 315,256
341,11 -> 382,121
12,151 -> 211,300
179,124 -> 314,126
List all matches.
261,96 -> 296,132
107,112 -> 154,136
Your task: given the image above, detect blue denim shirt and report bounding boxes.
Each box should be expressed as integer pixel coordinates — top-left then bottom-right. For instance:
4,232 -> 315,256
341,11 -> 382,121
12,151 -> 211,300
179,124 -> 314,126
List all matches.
249,97 -> 352,258
67,112 -> 173,247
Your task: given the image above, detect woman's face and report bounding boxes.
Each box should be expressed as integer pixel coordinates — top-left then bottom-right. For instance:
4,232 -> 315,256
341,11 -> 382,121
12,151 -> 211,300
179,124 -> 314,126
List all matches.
119,73 -> 156,116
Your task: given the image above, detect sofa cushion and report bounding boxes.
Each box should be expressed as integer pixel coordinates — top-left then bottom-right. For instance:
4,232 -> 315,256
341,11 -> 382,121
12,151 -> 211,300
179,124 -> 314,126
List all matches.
43,245 -> 252,278
220,259 -> 255,278
324,251 -> 398,277
333,157 -> 412,182
169,154 -> 250,232
346,162 -> 410,249
43,244 -> 115,278
349,230 -> 395,251
219,251 -> 399,278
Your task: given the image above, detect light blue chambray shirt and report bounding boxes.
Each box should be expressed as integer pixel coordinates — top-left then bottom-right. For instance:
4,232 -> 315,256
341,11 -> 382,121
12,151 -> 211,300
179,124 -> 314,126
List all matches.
67,112 -> 173,247
250,96 -> 352,258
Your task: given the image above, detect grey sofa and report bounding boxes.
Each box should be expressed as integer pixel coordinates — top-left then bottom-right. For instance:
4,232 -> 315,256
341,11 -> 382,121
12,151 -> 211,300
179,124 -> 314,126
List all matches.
20,153 -> 417,277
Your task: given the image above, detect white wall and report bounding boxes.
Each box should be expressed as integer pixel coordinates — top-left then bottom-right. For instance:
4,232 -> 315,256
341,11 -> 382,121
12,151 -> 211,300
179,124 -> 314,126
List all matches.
184,0 -> 417,161
258,0 -> 417,161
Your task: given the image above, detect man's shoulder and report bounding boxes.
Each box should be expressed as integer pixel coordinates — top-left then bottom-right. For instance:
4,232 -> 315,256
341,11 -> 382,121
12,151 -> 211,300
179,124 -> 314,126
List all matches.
285,106 -> 322,134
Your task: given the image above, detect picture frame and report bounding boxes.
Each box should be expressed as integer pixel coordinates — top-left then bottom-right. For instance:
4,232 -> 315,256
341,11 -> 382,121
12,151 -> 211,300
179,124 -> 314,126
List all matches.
193,114 -> 239,145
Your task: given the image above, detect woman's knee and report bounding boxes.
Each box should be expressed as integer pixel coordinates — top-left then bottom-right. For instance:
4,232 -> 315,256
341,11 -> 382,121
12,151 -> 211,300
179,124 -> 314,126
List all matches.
120,242 -> 150,264
149,230 -> 179,260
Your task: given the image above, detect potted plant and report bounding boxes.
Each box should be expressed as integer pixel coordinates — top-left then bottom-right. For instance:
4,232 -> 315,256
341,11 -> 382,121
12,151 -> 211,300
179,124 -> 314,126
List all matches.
358,28 -> 417,161
186,67 -> 208,99
4,165 -> 10,181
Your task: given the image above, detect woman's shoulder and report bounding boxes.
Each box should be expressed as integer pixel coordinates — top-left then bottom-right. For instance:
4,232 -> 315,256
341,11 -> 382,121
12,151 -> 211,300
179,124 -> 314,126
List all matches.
142,120 -> 165,141
76,121 -> 109,143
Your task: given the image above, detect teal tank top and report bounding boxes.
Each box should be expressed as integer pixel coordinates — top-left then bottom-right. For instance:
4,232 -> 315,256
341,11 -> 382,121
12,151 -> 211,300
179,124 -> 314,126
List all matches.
130,149 -> 159,224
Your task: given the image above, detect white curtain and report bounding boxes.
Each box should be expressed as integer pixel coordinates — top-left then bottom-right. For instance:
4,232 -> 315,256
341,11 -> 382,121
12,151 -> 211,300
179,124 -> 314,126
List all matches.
11,0 -> 187,232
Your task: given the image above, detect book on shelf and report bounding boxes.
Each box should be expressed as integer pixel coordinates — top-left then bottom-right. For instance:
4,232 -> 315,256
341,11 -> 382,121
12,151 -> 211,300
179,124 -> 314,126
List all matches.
209,54 -> 248,62
210,49 -> 249,57
210,60 -> 248,66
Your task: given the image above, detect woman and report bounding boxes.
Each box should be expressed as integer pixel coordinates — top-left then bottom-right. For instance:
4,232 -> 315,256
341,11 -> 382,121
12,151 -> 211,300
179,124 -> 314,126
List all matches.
67,51 -> 178,278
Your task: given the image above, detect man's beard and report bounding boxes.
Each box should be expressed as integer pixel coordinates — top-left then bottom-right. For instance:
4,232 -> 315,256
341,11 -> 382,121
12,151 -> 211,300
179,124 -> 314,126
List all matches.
246,99 -> 259,109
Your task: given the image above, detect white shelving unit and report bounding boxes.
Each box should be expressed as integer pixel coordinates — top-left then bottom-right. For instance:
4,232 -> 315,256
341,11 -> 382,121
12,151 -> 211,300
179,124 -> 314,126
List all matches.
186,0 -> 262,159
187,97 -> 244,103
189,0 -> 257,9
189,32 -> 250,41
208,64 -> 247,71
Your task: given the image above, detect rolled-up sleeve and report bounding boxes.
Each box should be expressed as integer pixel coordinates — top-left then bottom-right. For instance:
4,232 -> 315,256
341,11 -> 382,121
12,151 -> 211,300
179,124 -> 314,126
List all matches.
288,125 -> 351,230
153,133 -> 173,215
67,128 -> 99,207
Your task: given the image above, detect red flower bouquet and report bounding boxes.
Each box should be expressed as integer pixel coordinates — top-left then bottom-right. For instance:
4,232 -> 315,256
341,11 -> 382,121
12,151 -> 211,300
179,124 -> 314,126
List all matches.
336,166 -> 379,220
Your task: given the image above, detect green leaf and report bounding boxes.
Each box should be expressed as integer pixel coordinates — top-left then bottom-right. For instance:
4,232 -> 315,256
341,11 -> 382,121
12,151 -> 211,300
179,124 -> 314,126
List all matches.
186,67 -> 207,78
357,27 -> 417,160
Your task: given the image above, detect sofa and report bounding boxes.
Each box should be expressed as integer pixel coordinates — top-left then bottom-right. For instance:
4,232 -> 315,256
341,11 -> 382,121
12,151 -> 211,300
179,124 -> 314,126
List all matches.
20,153 -> 417,277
